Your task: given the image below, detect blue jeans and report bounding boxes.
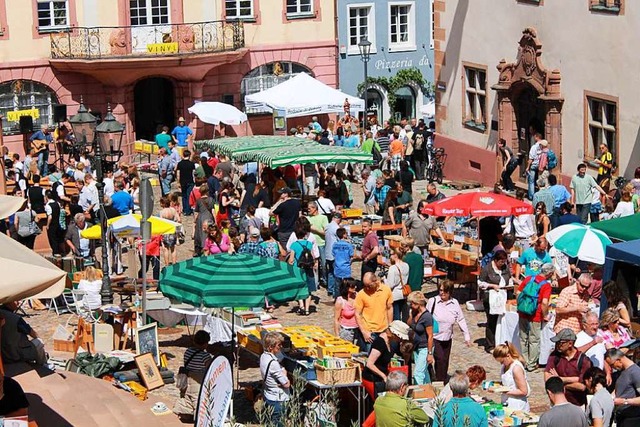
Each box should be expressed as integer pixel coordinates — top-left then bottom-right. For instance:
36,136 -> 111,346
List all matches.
392,300 -> 405,321
363,331 -> 381,353
326,259 -> 336,296
576,203 -> 590,224
527,169 -> 537,200
317,244 -> 326,285
264,399 -> 285,427
181,182 -> 194,215
37,150 -> 49,176
413,347 -> 432,385
550,207 -> 561,229
160,175 -> 172,196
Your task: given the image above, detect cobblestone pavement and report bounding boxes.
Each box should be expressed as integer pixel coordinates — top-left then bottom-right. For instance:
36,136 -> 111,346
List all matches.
24,178 -> 550,425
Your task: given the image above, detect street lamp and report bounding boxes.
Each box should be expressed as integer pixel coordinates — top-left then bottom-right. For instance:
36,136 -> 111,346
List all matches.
69,99 -> 125,305
358,37 -> 372,123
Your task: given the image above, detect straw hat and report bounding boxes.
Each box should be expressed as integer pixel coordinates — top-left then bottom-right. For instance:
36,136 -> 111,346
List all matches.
388,320 -> 411,340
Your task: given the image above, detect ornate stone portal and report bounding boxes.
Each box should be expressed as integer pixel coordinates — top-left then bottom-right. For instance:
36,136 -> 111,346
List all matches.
492,27 -> 564,176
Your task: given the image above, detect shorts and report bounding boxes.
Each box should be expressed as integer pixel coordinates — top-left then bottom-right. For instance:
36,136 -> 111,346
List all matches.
162,233 -> 177,248
305,272 -> 317,293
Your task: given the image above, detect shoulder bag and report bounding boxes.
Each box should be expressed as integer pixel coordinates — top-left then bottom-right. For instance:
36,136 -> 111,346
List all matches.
397,266 -> 411,298
428,298 -> 440,334
176,349 -> 202,391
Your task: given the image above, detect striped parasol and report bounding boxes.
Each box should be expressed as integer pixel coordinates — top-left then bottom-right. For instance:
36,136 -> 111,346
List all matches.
159,253 -> 309,308
545,223 -> 613,264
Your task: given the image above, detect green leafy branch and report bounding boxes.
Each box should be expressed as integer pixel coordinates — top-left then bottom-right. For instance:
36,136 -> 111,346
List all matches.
356,67 -> 435,114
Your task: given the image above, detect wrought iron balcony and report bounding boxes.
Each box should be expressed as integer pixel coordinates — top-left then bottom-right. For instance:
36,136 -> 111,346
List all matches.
50,20 -> 244,60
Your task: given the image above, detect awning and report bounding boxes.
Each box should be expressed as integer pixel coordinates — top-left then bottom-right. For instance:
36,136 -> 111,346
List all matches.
196,136 -> 372,167
590,213 -> 640,241
0,232 -> 65,303
0,195 -> 25,220
188,102 -> 248,126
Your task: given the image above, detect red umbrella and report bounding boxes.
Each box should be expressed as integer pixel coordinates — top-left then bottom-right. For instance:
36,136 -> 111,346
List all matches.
421,192 -> 534,217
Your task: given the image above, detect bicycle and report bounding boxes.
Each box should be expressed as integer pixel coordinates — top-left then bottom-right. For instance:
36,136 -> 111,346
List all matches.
425,146 -> 447,184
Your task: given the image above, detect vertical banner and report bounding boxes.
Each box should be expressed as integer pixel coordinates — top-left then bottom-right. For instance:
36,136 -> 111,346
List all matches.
195,356 -> 233,427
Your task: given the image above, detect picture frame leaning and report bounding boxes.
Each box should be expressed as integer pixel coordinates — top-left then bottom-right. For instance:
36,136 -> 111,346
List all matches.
135,322 -> 160,365
135,352 -> 164,390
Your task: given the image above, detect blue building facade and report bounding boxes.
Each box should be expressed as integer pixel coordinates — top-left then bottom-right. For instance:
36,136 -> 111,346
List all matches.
337,0 -> 434,124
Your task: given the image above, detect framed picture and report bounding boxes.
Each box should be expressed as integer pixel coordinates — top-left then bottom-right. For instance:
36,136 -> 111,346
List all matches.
135,322 -> 159,365
135,353 -> 164,390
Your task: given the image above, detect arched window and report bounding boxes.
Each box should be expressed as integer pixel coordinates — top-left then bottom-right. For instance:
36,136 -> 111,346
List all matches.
394,86 -> 415,121
241,62 -> 311,114
0,80 -> 59,135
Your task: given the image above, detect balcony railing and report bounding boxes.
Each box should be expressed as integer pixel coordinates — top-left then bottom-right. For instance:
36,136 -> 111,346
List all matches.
50,20 -> 244,60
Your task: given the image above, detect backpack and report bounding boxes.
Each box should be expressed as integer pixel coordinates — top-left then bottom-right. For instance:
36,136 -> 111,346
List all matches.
414,133 -> 425,151
547,149 -> 558,170
294,241 -> 315,271
516,276 -> 548,316
371,144 -> 383,164
538,150 -> 549,172
480,251 -> 495,270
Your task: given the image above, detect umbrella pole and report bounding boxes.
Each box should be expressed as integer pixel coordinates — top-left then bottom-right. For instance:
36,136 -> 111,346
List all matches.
231,306 -> 236,420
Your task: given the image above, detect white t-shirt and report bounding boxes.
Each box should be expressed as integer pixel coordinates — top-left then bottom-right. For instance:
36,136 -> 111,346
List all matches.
77,279 -> 102,310
103,177 -> 114,197
316,197 -> 335,214
575,331 -> 606,369
286,233 -> 319,257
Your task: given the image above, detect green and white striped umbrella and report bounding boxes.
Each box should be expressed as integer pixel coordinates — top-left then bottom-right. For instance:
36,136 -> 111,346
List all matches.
159,253 -> 309,308
546,223 -> 612,264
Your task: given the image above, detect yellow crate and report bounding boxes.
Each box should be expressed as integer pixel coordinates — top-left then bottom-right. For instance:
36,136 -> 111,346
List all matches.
142,142 -> 153,154
152,144 -> 159,154
317,344 -> 360,359
134,140 -> 144,151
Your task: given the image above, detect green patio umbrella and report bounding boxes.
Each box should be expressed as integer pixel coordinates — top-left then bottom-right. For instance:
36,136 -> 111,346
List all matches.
159,253 -> 309,307
196,136 -> 308,157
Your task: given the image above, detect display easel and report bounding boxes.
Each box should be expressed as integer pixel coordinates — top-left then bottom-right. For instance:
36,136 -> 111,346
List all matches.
73,317 -> 94,356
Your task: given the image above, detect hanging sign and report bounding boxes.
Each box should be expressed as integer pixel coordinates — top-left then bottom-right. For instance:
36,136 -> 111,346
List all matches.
146,42 -> 178,54
7,109 -> 39,122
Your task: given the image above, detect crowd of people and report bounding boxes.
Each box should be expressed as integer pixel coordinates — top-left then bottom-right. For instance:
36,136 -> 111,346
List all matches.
3,113 -> 640,427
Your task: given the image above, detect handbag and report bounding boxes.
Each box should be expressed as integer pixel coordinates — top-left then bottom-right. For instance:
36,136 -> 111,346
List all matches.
176,349 -> 202,391
27,210 -> 41,236
489,289 -> 507,315
396,266 -> 411,297
428,298 -> 440,334
253,359 -> 275,414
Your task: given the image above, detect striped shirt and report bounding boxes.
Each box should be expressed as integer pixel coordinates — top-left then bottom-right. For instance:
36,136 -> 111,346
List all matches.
376,136 -> 390,153
183,348 -> 213,374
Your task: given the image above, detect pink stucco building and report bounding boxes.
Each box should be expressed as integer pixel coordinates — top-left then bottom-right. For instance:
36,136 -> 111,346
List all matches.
1,0 -> 338,159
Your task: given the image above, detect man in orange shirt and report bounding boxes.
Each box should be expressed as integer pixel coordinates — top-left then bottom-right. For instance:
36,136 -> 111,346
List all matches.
355,272 -> 393,351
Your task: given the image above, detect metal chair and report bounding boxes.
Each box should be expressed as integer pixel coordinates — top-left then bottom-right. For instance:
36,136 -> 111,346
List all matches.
70,289 -> 99,323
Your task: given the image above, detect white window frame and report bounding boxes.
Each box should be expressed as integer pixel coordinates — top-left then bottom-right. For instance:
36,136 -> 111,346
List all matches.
129,0 -> 171,26
346,3 -> 376,56
37,0 -> 70,32
225,0 -> 255,20
429,0 -> 434,49
388,1 -> 416,52
586,95 -> 618,161
286,0 -> 314,18
463,65 -> 488,131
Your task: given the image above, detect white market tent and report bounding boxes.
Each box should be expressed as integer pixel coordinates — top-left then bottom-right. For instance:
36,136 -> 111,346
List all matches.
421,100 -> 435,119
245,73 -> 365,118
188,101 -> 248,125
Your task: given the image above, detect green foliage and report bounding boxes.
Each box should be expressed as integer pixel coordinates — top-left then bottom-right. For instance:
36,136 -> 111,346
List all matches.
356,67 -> 435,114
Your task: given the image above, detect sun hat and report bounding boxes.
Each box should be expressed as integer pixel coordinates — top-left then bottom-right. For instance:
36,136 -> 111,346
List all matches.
539,139 -> 549,147
388,320 -> 411,340
178,117 -> 185,122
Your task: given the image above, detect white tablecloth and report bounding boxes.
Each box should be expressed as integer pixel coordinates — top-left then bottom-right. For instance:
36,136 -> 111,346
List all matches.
495,311 -> 556,364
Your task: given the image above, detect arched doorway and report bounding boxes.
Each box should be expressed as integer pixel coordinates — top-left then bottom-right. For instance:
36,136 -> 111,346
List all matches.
394,86 -> 415,122
133,77 -> 175,141
492,28 -> 564,182
513,82 -> 546,178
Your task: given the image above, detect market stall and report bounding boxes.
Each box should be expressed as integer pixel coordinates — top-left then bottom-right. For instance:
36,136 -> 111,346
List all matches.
601,239 -> 640,315
591,213 -> 640,242
244,73 -> 364,118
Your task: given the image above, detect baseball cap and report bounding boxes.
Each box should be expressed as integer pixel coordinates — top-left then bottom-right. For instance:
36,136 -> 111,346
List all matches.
539,139 -> 549,147
200,151 -> 209,159
178,116 -> 185,122
249,226 -> 260,237
332,212 -> 343,220
551,328 -> 577,342
278,187 -> 293,194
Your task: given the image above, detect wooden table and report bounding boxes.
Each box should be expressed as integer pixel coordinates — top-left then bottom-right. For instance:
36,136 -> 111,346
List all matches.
423,268 -> 447,285
348,223 -> 403,234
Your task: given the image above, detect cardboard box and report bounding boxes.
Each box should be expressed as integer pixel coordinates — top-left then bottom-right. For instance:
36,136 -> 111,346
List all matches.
54,339 -> 75,352
408,384 -> 437,399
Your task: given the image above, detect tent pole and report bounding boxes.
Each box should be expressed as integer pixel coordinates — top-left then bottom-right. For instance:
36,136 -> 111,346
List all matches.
141,240 -> 147,325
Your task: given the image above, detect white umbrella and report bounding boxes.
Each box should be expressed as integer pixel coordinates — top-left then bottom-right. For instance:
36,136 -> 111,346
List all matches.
188,102 -> 248,126
0,195 -> 26,220
0,232 -> 65,303
546,223 -> 612,264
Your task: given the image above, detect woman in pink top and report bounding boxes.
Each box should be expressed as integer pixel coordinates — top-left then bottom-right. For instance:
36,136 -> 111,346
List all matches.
334,279 -> 359,344
598,308 -> 631,349
203,224 -> 230,255
427,280 -> 471,382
